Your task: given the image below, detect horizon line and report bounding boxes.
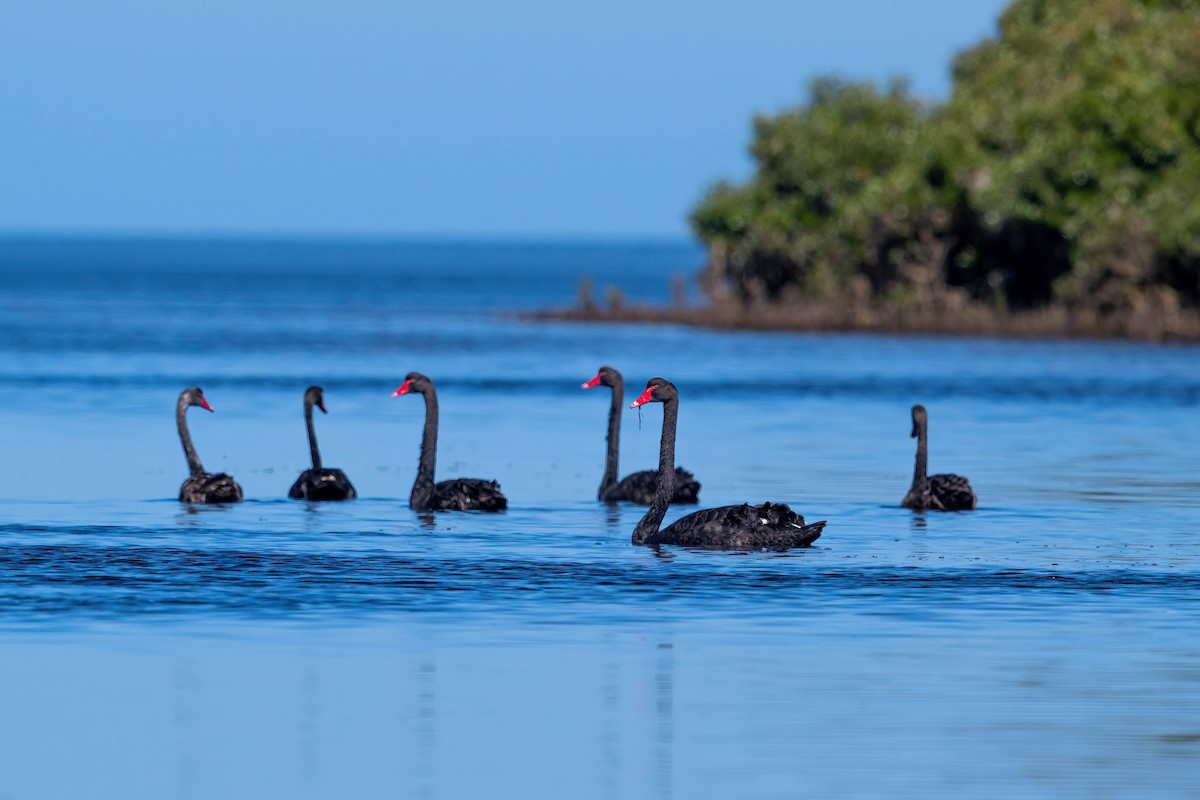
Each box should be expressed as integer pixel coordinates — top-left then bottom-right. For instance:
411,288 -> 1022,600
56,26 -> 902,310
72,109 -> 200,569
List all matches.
0,228 -> 699,247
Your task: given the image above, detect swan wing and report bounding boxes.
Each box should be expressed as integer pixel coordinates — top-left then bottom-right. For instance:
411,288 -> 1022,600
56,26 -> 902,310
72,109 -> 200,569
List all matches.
289,468 -> 357,501
604,467 -> 701,505
180,472 -> 243,504
432,478 -> 508,512
929,474 -> 976,511
657,502 -> 823,550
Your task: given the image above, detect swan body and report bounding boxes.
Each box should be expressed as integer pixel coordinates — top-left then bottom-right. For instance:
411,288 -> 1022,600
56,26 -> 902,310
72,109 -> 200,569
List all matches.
419,477 -> 507,512
392,372 -> 507,512
602,467 -> 700,505
180,472 -> 243,504
646,501 -> 825,549
583,366 -> 700,504
902,475 -> 976,512
287,386 -> 357,501
290,468 -> 357,501
176,387 -> 243,504
629,378 -> 824,550
901,404 -> 976,512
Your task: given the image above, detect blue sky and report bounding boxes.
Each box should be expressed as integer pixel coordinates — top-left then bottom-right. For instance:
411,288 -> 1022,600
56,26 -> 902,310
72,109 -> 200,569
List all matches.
0,1 -> 1010,238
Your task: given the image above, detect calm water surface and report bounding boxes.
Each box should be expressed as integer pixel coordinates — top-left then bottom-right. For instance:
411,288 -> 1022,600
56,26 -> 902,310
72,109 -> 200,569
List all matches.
0,237 -> 1198,798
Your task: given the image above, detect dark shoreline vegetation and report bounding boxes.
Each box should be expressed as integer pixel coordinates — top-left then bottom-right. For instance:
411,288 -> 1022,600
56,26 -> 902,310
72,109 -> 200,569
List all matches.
524,291 -> 1200,341
537,0 -> 1200,342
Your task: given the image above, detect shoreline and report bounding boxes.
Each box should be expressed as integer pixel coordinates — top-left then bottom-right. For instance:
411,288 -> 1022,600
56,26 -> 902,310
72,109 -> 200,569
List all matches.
521,300 -> 1200,343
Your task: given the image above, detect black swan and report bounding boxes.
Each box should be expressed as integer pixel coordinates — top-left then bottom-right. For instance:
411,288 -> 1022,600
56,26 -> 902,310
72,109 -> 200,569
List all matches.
582,366 -> 700,505
176,387 -> 243,504
901,404 -> 977,512
288,386 -> 357,501
391,372 -> 507,512
629,378 -> 825,549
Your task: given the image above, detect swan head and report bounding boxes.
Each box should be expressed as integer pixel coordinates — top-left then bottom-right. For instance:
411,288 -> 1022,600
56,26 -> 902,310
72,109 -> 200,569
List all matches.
392,371 -> 433,398
180,386 -> 213,412
630,377 -> 676,408
305,385 -> 327,414
581,365 -> 621,390
911,404 -> 927,437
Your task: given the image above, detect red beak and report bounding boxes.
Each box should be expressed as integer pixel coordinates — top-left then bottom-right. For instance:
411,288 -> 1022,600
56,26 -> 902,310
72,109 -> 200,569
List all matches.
391,379 -> 412,397
581,373 -> 603,389
630,387 -> 655,408
199,396 -> 214,412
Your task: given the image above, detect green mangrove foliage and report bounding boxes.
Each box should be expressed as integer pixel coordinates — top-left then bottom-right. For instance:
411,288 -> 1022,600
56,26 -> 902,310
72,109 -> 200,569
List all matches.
691,0 -> 1200,315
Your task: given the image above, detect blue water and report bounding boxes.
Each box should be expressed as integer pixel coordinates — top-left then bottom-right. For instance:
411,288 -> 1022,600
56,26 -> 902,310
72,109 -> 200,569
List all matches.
0,237 -> 1198,799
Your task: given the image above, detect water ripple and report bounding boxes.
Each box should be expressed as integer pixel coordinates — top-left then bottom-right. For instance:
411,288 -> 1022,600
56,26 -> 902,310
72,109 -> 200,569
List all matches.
1,542 -> 1195,619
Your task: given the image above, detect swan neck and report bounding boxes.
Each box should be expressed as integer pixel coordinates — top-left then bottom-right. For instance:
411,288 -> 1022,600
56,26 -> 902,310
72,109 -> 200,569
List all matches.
304,398 -> 322,470
600,375 -> 623,496
912,420 -> 928,486
633,398 -> 677,544
413,387 -> 439,506
177,398 -> 205,476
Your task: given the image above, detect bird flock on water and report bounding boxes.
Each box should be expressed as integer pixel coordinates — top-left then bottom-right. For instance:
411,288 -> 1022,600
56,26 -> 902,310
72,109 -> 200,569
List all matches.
177,367 -> 976,550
